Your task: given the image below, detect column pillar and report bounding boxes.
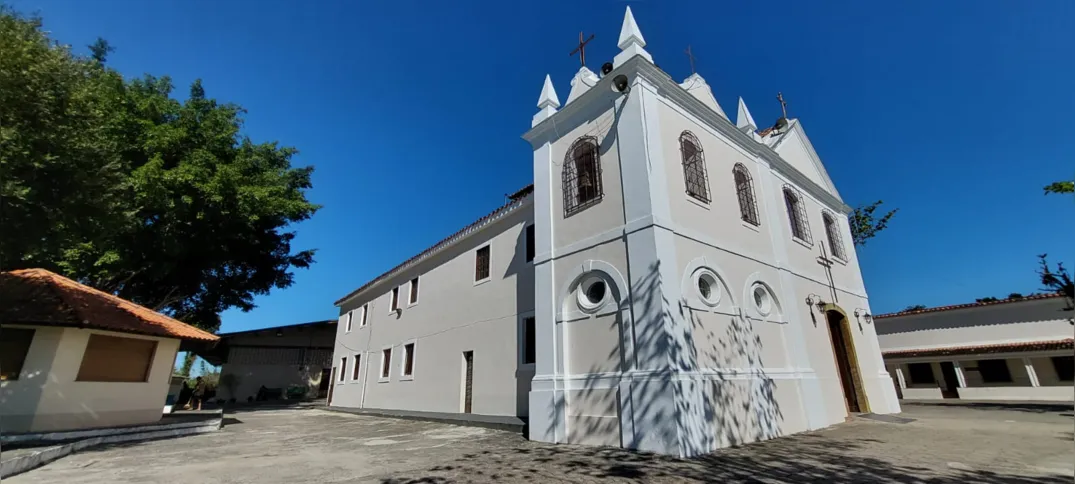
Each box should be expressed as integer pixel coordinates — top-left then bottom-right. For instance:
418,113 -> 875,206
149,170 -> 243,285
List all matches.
895,366 -> 907,389
951,361 -> 967,388
1023,357 -> 1040,387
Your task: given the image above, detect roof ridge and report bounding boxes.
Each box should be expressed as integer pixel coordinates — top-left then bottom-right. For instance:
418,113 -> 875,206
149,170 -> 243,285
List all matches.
875,292 -> 1066,319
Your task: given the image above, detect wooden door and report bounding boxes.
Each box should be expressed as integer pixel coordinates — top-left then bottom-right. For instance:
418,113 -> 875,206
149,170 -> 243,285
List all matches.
318,368 -> 332,398
327,367 -> 336,405
826,311 -> 861,413
462,351 -> 474,414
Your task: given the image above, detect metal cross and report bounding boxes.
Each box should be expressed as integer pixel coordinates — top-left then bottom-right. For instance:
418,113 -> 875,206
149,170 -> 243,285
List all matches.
685,45 -> 697,74
817,243 -> 839,303
570,32 -> 595,67
777,92 -> 789,118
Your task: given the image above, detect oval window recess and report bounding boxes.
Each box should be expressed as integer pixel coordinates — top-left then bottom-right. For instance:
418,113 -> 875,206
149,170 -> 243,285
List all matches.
752,284 -> 773,317
695,270 -> 721,307
577,275 -> 609,313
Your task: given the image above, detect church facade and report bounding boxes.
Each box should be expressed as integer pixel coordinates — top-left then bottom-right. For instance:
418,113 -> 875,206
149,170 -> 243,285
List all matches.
330,7 -> 900,457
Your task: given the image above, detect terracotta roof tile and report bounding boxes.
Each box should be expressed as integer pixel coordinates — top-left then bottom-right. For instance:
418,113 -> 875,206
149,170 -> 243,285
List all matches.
334,185 -> 534,306
874,293 -> 1066,320
0,269 -> 219,342
882,339 -> 1073,359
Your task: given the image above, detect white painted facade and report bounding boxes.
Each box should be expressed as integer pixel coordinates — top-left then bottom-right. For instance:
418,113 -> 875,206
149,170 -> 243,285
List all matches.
877,295 -> 1074,402
0,326 -> 180,433
330,7 -> 899,457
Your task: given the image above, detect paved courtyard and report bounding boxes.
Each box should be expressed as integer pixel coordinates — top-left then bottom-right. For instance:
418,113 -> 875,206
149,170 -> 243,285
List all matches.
9,403 -> 1073,483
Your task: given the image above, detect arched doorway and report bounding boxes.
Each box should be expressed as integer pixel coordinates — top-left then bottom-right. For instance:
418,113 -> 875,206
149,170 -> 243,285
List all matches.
824,308 -> 868,414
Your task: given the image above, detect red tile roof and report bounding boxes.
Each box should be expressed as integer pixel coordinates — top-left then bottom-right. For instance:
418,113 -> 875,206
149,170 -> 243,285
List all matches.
0,269 -> 219,342
874,293 -> 1066,320
334,185 -> 534,306
882,339 -> 1074,359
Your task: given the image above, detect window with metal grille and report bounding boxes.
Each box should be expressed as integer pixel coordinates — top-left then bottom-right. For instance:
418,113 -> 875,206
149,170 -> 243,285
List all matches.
977,359 -> 1013,383
523,317 -> 536,364
907,363 -> 935,384
1052,356 -> 1074,381
732,163 -> 760,226
525,225 -> 535,263
562,136 -> 602,216
822,211 -> 846,260
679,131 -> 710,203
475,245 -> 490,281
783,186 -> 812,243
0,327 -> 35,381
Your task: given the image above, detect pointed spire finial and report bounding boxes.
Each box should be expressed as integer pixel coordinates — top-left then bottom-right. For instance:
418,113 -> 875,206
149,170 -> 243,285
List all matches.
614,6 -> 653,68
537,74 -> 560,110
617,6 -> 646,50
737,97 -> 757,130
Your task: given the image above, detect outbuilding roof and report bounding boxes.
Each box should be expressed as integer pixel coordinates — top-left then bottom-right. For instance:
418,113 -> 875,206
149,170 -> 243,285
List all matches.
0,268 -> 219,342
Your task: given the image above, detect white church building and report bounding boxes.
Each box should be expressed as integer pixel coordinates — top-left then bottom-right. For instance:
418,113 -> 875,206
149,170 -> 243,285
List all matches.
329,7 -> 900,457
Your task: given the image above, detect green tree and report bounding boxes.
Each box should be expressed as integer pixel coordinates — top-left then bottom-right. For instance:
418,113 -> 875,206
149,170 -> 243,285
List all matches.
0,8 -> 319,332
1038,254 -> 1074,310
902,304 -> 926,312
1043,180 -> 1073,196
849,200 -> 898,247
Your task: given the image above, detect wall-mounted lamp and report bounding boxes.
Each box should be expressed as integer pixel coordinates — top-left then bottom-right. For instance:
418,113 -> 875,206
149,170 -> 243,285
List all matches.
806,294 -> 827,311
854,308 -> 873,324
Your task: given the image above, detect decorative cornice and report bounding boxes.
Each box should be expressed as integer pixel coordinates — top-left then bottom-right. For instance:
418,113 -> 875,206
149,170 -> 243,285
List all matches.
523,55 -> 851,214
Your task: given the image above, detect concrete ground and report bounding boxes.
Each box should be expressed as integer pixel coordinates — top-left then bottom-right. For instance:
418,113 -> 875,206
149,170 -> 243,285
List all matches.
9,403 -> 1073,483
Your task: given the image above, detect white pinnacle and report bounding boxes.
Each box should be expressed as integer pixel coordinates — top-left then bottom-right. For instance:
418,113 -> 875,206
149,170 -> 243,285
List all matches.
537,74 -> 560,109
736,97 -> 757,130
617,6 -> 646,50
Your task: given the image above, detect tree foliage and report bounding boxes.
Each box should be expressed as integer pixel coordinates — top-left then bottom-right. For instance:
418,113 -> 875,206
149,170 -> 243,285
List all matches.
975,297 -> 998,303
0,8 -> 319,332
1038,254 -> 1074,311
1043,180 -> 1073,196
849,200 -> 897,247
902,304 -> 926,312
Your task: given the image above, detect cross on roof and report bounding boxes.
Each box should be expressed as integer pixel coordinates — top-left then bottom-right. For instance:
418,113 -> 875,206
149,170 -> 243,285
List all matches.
570,32 -> 595,67
685,45 -> 697,74
777,92 -> 789,118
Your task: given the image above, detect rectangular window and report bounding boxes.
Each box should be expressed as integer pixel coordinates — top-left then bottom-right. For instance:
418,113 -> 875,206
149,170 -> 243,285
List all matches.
339,357 -> 347,382
523,317 -> 536,365
1051,356 -> 1073,381
402,342 -> 415,377
409,277 -> 419,304
77,334 -> 157,382
475,245 -> 491,282
381,348 -> 392,379
977,359 -> 1013,383
361,304 -> 369,327
345,310 -> 353,332
907,363 -> 935,385
525,225 -> 535,263
390,287 -> 400,311
352,354 -> 362,381
0,327 -> 35,381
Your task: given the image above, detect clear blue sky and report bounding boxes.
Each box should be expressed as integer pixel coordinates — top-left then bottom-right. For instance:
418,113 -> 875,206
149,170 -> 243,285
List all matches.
14,0 -> 1073,330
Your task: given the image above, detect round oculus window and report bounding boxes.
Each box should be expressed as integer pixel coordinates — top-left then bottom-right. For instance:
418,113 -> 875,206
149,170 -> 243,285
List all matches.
696,271 -> 720,306
577,276 -> 608,312
752,284 -> 772,316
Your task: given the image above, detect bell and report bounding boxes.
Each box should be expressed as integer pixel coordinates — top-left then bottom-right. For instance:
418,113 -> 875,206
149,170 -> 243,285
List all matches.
579,174 -> 592,188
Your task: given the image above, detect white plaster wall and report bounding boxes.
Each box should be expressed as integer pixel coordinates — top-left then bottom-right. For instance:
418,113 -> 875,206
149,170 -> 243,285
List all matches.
877,306 -> 1073,352
772,126 -> 835,193
331,207 -> 534,417
0,326 -> 178,433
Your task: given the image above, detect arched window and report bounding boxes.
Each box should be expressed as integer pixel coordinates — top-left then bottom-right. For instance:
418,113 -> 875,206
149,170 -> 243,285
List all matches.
562,136 -> 602,216
783,186 -> 812,243
732,163 -> 760,226
822,211 -> 846,260
679,131 -> 710,203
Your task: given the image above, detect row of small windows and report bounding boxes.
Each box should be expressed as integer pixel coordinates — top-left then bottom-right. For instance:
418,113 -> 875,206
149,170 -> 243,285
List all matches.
343,225 -> 537,333
560,132 -> 846,259
338,342 -> 417,383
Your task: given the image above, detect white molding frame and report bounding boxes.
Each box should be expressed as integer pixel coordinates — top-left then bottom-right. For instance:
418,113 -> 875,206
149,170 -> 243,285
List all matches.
679,256 -> 736,314
378,345 -> 393,383
388,286 -> 401,313
518,310 -> 536,368
474,245 -> 492,285
407,276 -> 420,307
556,260 -> 630,323
337,356 -> 348,384
344,311 -> 353,333
399,339 -> 417,381
742,274 -> 784,323
359,304 -> 369,328
351,352 -> 363,382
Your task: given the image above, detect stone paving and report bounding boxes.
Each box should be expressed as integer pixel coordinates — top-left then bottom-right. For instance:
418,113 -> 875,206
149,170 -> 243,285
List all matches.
9,403 -> 1073,483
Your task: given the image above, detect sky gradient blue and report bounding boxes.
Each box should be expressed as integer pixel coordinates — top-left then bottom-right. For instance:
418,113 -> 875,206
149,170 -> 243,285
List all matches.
15,0 -> 1073,332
